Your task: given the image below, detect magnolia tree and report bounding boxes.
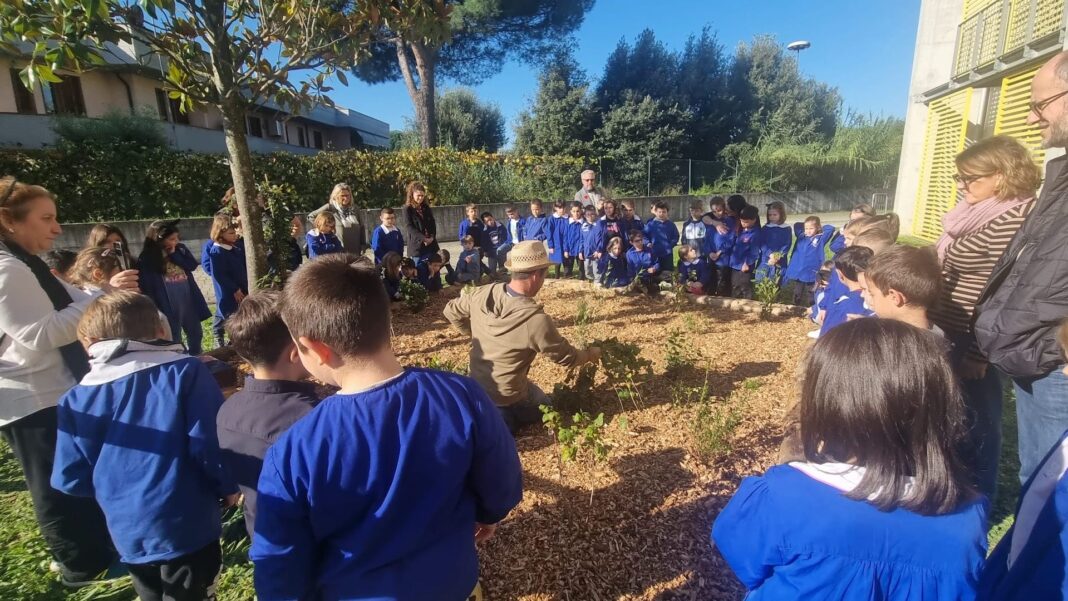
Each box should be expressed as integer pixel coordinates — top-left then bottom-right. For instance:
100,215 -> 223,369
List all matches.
0,0 -> 448,289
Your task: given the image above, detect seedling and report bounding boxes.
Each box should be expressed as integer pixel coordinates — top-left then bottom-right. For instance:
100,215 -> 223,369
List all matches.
596,337 -> 653,410
670,370 -> 711,407
664,328 -> 693,373
754,278 -> 781,320
540,406 -> 611,463
398,278 -> 429,313
691,395 -> 744,463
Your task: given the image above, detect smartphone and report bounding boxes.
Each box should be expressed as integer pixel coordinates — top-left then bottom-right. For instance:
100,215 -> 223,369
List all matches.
113,241 -> 129,271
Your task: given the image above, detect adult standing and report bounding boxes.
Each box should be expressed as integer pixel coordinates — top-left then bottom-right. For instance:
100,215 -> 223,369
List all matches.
931,135 -> 1039,500
574,169 -> 604,212
0,177 -> 137,585
307,183 -> 366,254
974,51 -> 1068,485
401,181 -> 439,260
444,241 -> 600,433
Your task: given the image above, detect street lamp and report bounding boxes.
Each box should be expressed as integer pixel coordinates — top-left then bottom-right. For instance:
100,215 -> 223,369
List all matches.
787,40 -> 811,69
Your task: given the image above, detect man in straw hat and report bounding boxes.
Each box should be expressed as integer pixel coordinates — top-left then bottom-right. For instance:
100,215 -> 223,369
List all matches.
445,240 -> 601,434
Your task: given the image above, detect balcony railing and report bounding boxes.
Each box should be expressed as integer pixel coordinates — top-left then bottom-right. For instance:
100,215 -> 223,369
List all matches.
953,0 -> 1066,78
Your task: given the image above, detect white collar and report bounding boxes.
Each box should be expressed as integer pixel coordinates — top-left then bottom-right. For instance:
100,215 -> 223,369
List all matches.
682,259 -> 700,266
215,243 -> 234,251
82,339 -> 190,385
766,223 -> 790,228
569,217 -> 582,224
789,461 -> 915,497
379,224 -> 397,233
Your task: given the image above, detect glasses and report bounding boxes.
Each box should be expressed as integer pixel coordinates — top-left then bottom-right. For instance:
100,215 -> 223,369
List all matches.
1030,90 -> 1068,117
953,173 -> 989,186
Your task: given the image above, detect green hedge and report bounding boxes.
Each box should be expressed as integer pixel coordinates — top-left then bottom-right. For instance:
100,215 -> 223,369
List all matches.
0,143 -> 586,222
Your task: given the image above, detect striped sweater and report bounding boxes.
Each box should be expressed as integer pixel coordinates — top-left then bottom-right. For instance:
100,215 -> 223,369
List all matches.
931,201 -> 1034,361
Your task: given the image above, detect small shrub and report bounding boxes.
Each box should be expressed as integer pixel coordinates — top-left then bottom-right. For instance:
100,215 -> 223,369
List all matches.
551,362 -> 598,415
597,337 -> 653,409
670,371 -> 711,407
664,328 -> 693,373
754,277 -> 781,319
692,397 -> 744,463
52,108 -> 168,147
398,279 -> 429,313
574,300 -> 595,345
540,406 -> 611,463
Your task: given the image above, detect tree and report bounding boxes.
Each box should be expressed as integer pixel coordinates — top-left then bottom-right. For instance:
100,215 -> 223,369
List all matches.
436,88 -> 506,152
594,94 -> 692,195
1,0 -> 421,290
674,27 -> 740,160
513,50 -> 596,157
353,0 -> 595,148
595,29 -> 679,111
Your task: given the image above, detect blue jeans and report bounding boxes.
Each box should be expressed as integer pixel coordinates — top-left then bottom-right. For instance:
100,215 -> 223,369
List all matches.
1013,365 -> 1068,484
495,243 -> 512,270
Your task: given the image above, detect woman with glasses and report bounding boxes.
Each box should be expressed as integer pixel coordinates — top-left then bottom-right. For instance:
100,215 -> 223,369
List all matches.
0,177 -> 139,586
307,183 -> 367,255
931,135 -> 1040,503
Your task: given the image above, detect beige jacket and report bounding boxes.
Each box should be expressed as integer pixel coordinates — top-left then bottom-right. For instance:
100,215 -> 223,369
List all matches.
444,283 -> 591,406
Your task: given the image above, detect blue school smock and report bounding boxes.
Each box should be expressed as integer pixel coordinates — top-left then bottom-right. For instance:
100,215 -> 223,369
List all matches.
548,215 -> 567,263
522,214 -> 551,243
417,261 -> 443,292
590,216 -> 626,255
644,218 -> 680,261
729,226 -> 763,271
200,240 -> 214,276
703,216 -> 736,268
562,218 -> 584,257
818,269 -> 848,316
207,242 -> 248,318
480,223 -> 507,255
626,247 -> 658,280
712,462 -> 987,601
580,220 -> 599,258
830,231 -> 847,254
250,368 -> 522,601
623,216 -> 646,239
371,225 -> 404,265
818,289 -> 872,336
679,258 -> 711,289
756,223 -> 792,282
383,274 -> 402,301
505,217 -> 525,245
784,223 -> 836,284
306,231 -> 343,259
600,252 -> 629,288
51,340 -> 237,564
456,248 -> 481,282
979,430 -> 1068,600
139,244 -> 212,330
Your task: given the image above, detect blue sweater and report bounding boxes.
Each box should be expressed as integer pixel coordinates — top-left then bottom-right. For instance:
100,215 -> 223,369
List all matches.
522,214 -> 551,242
548,215 -> 567,262
679,258 -> 711,289
562,218 -> 584,256
456,248 -> 481,282
457,219 -> 484,248
306,231 -> 343,259
729,226 -> 763,271
704,216 -> 736,267
200,240 -> 214,276
371,225 -> 404,264
505,217 -> 525,245
626,247 -> 658,280
979,429 -> 1068,600
481,223 -> 507,254
830,231 -> 847,254
818,288 -> 872,337
600,252 -> 629,288
250,368 -> 523,601
644,219 -> 680,260
713,463 -> 986,600
757,223 -> 793,282
208,243 -> 248,318
784,223 -> 836,284
51,340 -> 237,564
590,216 -> 626,255
580,221 -> 599,257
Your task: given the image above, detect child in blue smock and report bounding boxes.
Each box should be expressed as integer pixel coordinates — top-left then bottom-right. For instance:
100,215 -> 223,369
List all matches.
599,236 -> 629,289
783,216 -> 836,307
548,201 -> 568,277
207,219 -> 248,348
713,318 -> 987,601
562,202 -> 584,279
729,205 -> 763,299
371,208 -> 404,265
756,201 -> 792,284
818,246 -> 874,337
579,205 -> 599,282
644,201 -> 680,272
626,230 -> 660,295
678,244 -> 711,295
522,199 -> 550,244
307,213 -> 343,259
250,257 -> 522,601
455,236 -> 481,284
702,196 -> 735,296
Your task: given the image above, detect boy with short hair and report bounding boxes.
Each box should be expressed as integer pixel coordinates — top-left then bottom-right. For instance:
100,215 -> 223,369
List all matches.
456,235 -> 481,284
681,200 -> 707,251
626,229 -> 660,295
480,212 -> 507,274
457,203 -> 484,250
783,216 -> 836,307
417,253 -> 445,292
703,196 -> 735,296
216,291 -> 318,539
562,202 -> 584,279
371,208 -> 404,265
52,291 -> 238,601
620,200 -> 645,235
579,204 -> 598,282
859,245 -> 943,333
548,200 -> 568,277
644,201 -> 680,272
522,199 -> 550,244
818,246 -> 874,337
729,205 -> 763,299
251,255 -> 523,600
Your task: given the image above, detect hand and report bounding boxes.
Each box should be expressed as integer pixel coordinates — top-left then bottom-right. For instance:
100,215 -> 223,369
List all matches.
234,290 -> 246,303
959,356 -> 989,380
221,492 -> 242,508
107,269 -> 140,292
548,248 -> 554,254
578,253 -> 585,261
815,312 -> 825,325
586,346 -> 602,363
767,256 -> 779,266
741,264 -> 750,273
474,522 -> 497,544
564,252 -> 570,258
647,267 -> 657,274
716,225 -> 729,236
593,252 -> 602,260
423,236 -> 433,245
465,256 -> 473,263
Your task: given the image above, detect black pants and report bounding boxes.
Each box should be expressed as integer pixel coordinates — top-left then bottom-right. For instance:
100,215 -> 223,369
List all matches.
128,541 -> 222,601
575,258 -> 586,280
562,256 -> 576,277
711,264 -> 732,297
731,269 -> 753,299
787,279 -> 813,307
0,407 -> 116,581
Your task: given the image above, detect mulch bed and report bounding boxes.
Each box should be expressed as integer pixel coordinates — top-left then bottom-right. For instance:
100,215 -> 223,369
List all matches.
218,279 -> 813,600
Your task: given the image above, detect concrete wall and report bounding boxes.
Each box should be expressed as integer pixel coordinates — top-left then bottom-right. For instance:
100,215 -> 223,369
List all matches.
894,0 -> 967,236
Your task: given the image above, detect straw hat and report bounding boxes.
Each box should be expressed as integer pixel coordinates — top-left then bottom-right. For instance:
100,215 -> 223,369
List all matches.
505,240 -> 556,273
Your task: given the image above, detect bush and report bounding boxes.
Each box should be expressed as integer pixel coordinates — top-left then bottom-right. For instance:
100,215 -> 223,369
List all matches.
52,109 -> 168,147
0,145 -> 585,222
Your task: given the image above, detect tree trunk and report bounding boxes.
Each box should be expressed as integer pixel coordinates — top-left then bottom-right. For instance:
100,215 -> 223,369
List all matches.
395,39 -> 438,148
219,98 -> 268,290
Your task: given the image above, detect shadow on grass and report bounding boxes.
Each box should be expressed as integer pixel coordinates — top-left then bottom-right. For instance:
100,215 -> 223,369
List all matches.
988,386 -> 1020,550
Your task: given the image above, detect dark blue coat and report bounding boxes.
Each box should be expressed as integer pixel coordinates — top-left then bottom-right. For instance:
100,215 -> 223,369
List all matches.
457,219 -> 484,249
417,261 -> 443,292
306,231 -> 343,259
139,244 -> 211,331
600,252 -> 629,288
729,226 -> 763,271
703,216 -> 736,267
208,243 -> 248,318
626,247 -> 658,280
679,258 -> 711,289
590,216 -> 626,255
756,224 -> 793,282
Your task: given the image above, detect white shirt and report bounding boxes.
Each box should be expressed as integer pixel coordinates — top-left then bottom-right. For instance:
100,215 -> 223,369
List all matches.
0,252 -> 101,425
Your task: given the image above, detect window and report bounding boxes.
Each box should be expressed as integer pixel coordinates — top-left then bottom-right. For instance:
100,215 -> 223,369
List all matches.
247,115 -> 263,138
154,90 -> 189,124
296,125 -> 307,147
313,130 -> 324,150
155,89 -> 170,121
169,97 -> 189,125
41,76 -> 85,115
9,69 -> 36,114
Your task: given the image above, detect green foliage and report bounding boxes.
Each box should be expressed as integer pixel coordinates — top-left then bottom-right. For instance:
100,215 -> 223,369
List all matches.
594,94 -> 693,196
754,277 -> 782,319
436,88 -> 507,152
51,109 -> 168,147
743,377 -> 763,391
513,50 -> 597,158
540,406 -> 611,463
670,371 -> 711,407
551,361 -> 598,415
398,278 -> 429,313
597,337 -> 654,409
692,396 -> 744,463
257,180 -> 301,290
664,328 -> 692,373
573,299 -> 595,345
422,355 -> 470,375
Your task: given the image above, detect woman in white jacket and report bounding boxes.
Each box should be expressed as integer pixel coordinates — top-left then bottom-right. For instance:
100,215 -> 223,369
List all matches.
0,177 -> 138,586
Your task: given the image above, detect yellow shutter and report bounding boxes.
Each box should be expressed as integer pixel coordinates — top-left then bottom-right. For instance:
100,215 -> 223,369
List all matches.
994,65 -> 1047,166
963,0 -> 997,19
1034,0 -> 1066,38
914,89 -> 973,240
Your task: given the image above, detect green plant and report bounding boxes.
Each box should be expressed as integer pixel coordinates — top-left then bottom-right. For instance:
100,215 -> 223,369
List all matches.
550,362 -> 598,416
540,406 -> 611,463
692,397 -> 744,462
51,108 -> 168,147
256,180 -> 301,290
670,371 -> 711,407
422,355 -> 470,375
573,300 -> 595,345
742,377 -> 763,391
398,279 -> 429,313
664,328 -> 693,373
754,277 -> 782,319
596,337 -> 654,410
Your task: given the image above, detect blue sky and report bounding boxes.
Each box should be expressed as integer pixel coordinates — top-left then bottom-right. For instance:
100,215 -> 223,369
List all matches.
330,0 -> 922,142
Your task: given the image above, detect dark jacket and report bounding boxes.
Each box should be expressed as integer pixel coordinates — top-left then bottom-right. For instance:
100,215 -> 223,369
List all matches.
138,244 -> 211,332
403,204 -> 439,258
975,156 -> 1068,379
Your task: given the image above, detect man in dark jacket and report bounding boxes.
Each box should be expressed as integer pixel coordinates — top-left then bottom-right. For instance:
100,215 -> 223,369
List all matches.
975,51 -> 1068,484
